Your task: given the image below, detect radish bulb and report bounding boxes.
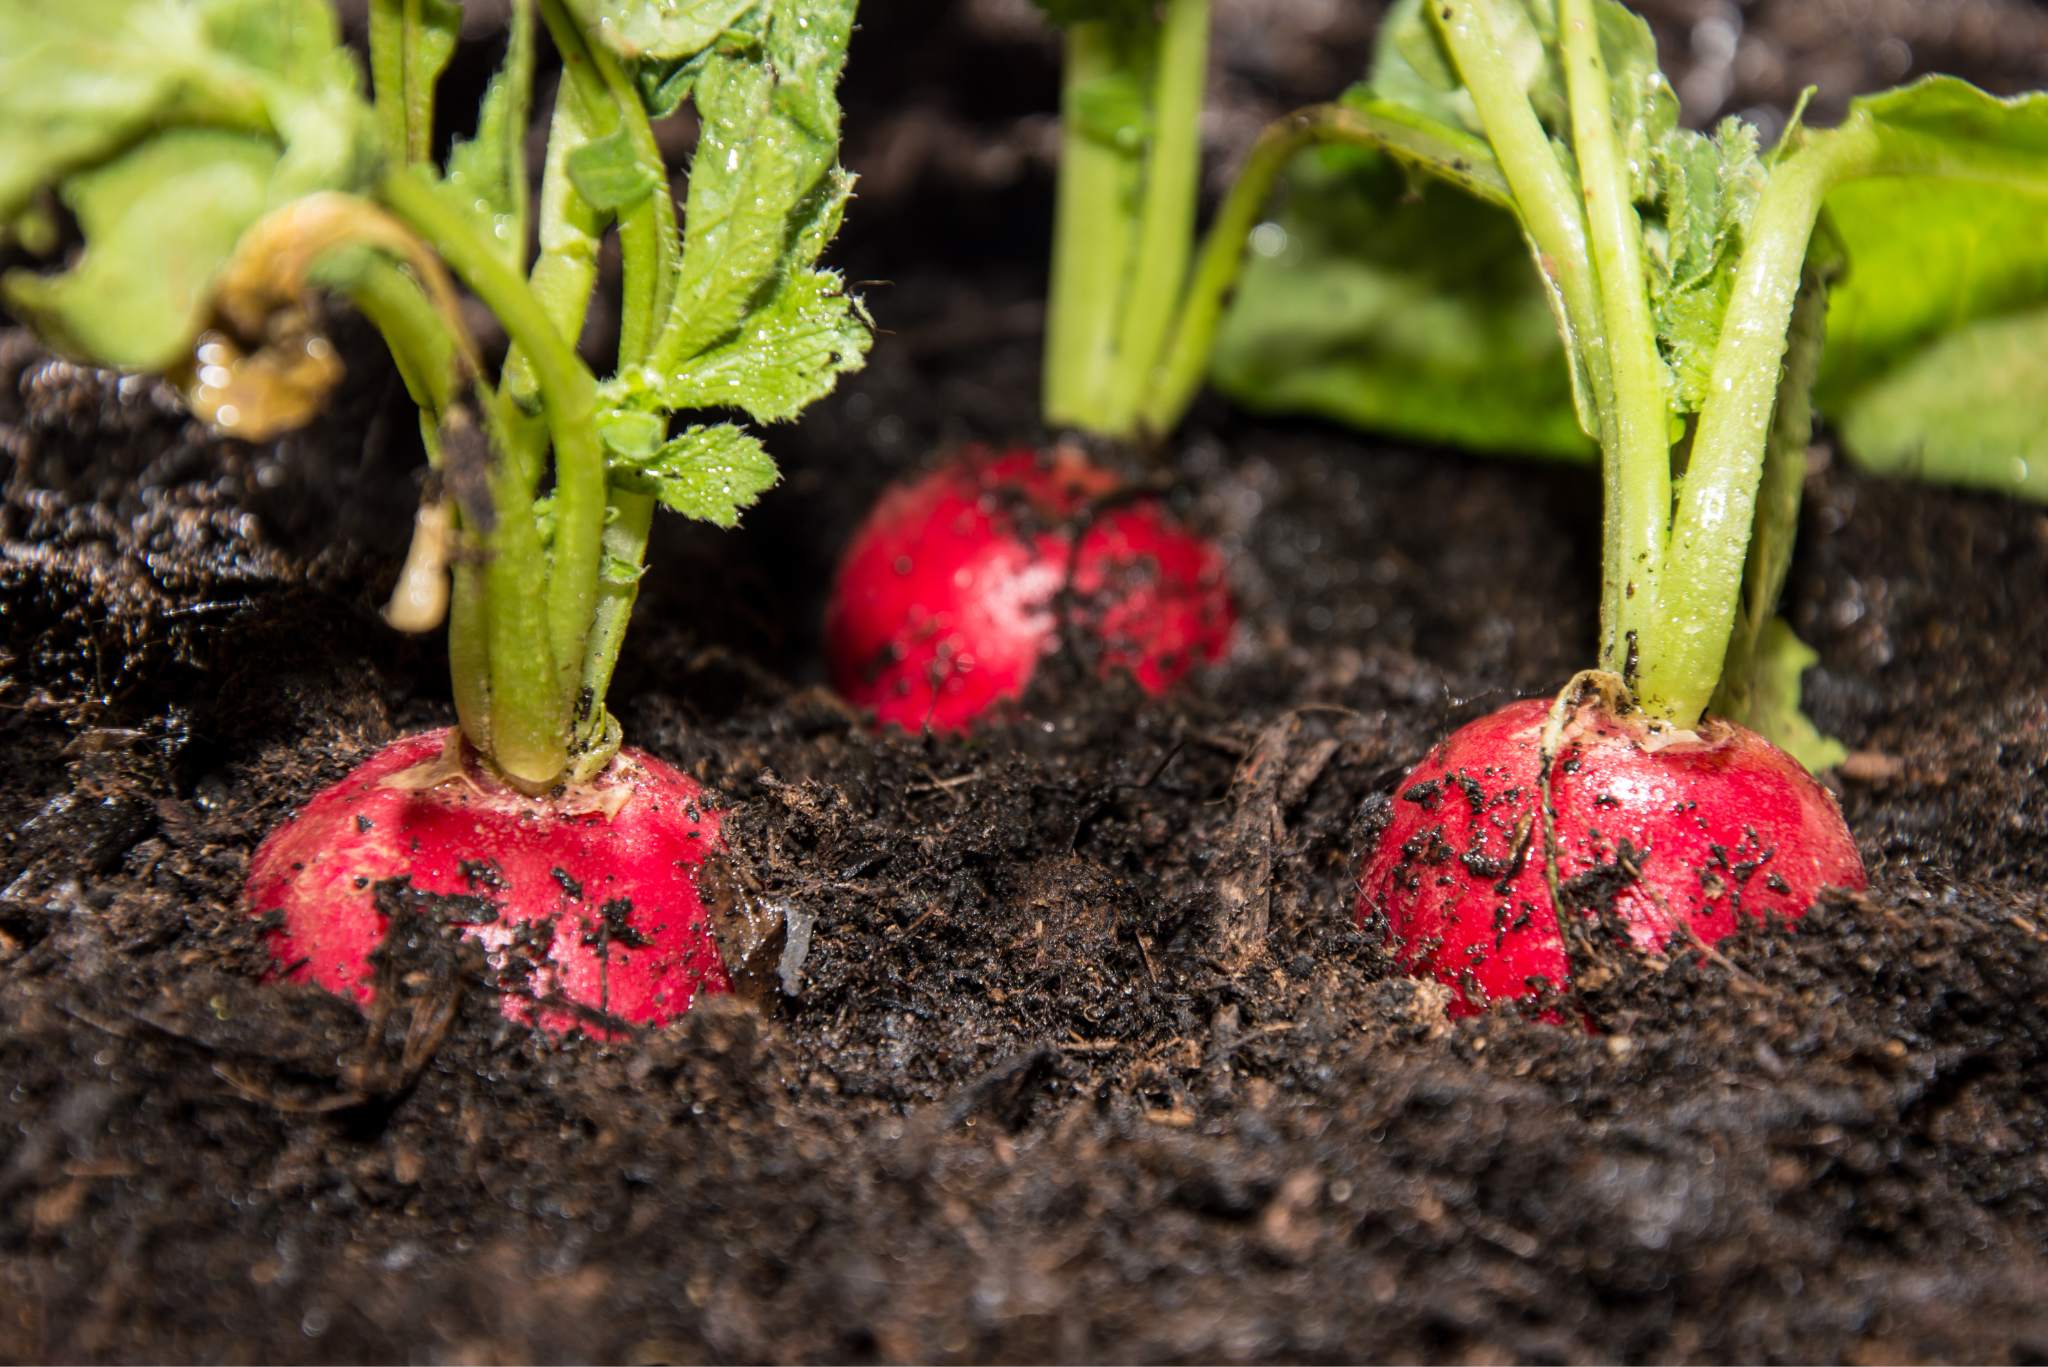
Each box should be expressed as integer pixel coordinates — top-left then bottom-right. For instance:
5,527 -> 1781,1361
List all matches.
246,729 -> 730,1039
825,447 -> 1234,731
1360,693 -> 1865,1016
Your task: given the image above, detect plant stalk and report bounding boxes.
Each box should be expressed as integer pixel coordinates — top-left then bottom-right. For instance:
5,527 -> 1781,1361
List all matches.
1044,20 -> 1140,432
1637,127 -> 1874,724
1433,0 -> 1626,656
381,168 -> 605,787
542,0 -> 683,763
367,0 -> 410,164
1099,0 -> 1210,437
1559,0 -> 1670,674
335,254 -> 494,750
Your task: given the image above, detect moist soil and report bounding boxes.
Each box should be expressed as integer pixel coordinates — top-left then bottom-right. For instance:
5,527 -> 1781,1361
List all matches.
5,2 -> 2048,1361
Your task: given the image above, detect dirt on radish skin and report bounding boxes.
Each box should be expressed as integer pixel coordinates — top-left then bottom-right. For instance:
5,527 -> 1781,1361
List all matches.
825,446 -> 1234,730
244,728 -> 730,1037
1360,695 -> 1868,1016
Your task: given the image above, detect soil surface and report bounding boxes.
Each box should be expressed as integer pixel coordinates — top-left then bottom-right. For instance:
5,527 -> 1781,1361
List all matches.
5,2 -> 2048,1361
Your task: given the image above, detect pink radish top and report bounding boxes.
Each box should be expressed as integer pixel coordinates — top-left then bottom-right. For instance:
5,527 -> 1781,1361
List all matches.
826,447 -> 1234,731
245,729 -> 730,1038
1360,697 -> 1866,1015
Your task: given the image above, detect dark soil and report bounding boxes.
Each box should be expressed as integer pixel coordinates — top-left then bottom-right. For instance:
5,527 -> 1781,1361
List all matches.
5,2 -> 2048,1361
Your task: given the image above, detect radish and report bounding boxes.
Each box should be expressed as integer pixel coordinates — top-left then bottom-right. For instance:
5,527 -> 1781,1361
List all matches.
1363,695 -> 1865,1016
246,730 -> 730,1036
1295,0 -> 2026,1012
826,447 -> 1233,730
3,2 -> 865,1034
827,0 -> 1268,729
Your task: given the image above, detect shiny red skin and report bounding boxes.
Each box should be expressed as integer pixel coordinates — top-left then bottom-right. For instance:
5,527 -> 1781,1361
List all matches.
825,447 -> 1234,731
1359,697 -> 1866,1016
245,729 -> 730,1038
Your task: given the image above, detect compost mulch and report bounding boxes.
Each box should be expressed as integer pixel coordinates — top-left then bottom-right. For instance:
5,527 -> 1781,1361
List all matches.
4,1 -> 2047,1360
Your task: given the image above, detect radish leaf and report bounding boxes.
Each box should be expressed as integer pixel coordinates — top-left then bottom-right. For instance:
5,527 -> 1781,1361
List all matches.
653,0 -> 854,370
3,131 -> 278,371
567,128 -> 661,213
441,0 -> 534,271
613,262 -> 869,424
0,0 -> 365,226
1833,308 -> 2048,501
561,0 -> 759,62
610,424 -> 777,527
1214,145 -> 1589,460
605,0 -> 867,431
1712,617 -> 1846,773
1816,79 -> 2048,502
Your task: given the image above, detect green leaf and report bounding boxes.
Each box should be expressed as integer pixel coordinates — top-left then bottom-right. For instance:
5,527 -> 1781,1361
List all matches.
1213,144 -> 1589,461
610,423 -> 778,528
1645,117 -> 1766,412
612,263 -> 870,424
1815,80 -> 2048,500
200,0 -> 376,200
597,408 -> 667,458
1832,306 -> 2048,502
1210,0 -> 1677,461
0,0 -> 374,225
566,127 -> 660,213
1711,617 -> 1847,773
205,0 -> 366,91
635,50 -> 717,119
2,131 -> 279,371
651,0 -> 864,399
442,0 -> 534,272
561,0 -> 760,62
0,0 -> 255,221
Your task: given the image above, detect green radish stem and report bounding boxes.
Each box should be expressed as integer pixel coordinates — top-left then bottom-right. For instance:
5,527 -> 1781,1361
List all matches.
1558,0 -> 1669,673
380,167 -> 604,789
1641,110 -> 2048,723
1098,0 -> 1209,437
535,0 -> 680,774
1044,19 -> 1140,432
1431,0 -> 1629,665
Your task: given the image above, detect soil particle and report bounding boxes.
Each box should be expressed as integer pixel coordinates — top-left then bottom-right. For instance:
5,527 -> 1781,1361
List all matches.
5,2 -> 2048,1360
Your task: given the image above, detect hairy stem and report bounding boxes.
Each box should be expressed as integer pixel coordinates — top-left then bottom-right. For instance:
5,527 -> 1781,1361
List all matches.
367,0 -> 410,164
336,253 -> 457,415
589,36 -> 681,369
335,254 -> 494,748
381,168 -> 604,787
567,490 -> 655,779
544,4 -> 684,761
400,0 -> 433,164
1639,128 -> 1873,724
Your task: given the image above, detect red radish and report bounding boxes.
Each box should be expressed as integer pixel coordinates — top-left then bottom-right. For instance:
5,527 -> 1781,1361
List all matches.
825,447 -> 1234,731
1359,695 -> 1865,1016
246,728 -> 730,1038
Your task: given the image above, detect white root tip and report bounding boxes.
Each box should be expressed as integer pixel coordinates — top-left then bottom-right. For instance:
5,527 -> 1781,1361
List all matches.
383,498 -> 453,634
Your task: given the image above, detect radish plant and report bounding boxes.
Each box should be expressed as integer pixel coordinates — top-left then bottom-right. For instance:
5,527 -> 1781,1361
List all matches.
825,0 -> 1241,731
1216,0 -> 2048,504
1,0 -> 867,1036
1244,0 -> 2048,1014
